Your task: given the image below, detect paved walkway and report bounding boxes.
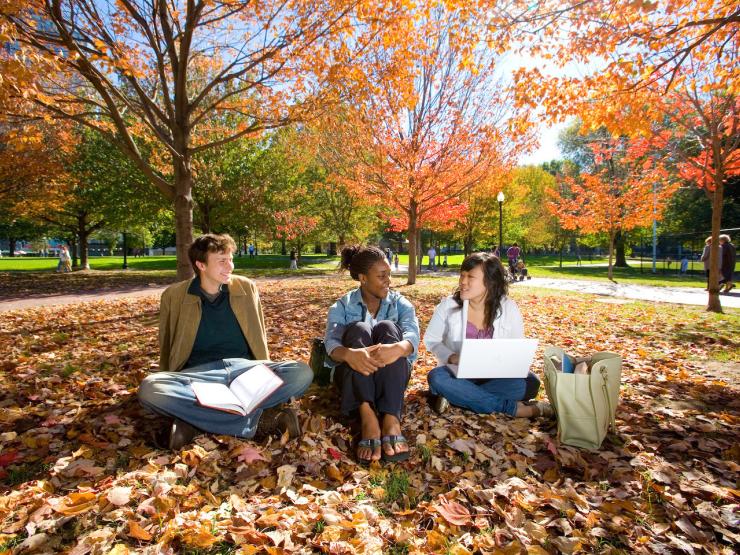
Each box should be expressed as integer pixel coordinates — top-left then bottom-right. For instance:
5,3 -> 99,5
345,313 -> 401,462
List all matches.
2,274 -> 738,312
512,277 -> 740,308
398,266 -> 740,309
1,285 -> 168,312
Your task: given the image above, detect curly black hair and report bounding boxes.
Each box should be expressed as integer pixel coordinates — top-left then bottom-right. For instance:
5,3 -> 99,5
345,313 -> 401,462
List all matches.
339,245 -> 387,280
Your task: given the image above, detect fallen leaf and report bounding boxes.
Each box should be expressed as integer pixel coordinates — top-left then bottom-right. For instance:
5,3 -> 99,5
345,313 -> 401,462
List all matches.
436,497 -> 472,526
127,520 -> 152,541
235,445 -> 266,464
106,486 -> 132,507
49,492 -> 98,516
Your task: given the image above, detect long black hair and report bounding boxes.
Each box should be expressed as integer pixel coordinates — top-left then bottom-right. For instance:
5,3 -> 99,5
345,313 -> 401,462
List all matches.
452,252 -> 509,329
339,245 -> 387,280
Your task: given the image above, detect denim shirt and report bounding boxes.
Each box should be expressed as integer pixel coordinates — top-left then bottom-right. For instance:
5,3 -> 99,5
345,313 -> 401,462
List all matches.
324,288 -> 420,368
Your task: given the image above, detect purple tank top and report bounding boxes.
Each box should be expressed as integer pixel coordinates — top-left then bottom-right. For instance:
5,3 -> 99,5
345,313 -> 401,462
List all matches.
466,321 -> 493,339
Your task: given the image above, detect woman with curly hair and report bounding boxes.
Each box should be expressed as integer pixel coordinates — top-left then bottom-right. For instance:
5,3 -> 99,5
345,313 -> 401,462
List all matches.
324,245 -> 420,464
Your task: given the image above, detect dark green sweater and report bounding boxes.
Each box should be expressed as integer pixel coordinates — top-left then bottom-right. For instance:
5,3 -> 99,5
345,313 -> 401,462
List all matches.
184,277 -> 253,368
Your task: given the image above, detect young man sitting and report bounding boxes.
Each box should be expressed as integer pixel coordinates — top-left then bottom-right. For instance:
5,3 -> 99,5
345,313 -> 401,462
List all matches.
138,233 -> 313,450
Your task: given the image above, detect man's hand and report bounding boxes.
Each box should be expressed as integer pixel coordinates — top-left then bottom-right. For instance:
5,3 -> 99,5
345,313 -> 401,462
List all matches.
447,353 -> 460,365
345,347 -> 380,376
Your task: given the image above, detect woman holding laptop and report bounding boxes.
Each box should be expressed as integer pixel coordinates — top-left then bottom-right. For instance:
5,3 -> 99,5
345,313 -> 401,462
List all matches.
424,252 -> 552,418
324,246 -> 420,464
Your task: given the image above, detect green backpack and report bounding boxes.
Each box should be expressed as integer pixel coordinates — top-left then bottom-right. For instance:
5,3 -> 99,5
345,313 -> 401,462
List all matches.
543,346 -> 622,449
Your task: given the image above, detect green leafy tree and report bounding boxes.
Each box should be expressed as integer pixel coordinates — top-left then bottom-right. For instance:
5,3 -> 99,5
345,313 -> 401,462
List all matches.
38,129 -> 166,269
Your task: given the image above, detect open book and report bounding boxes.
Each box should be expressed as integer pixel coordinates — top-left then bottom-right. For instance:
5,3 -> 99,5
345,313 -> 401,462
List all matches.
191,363 -> 284,416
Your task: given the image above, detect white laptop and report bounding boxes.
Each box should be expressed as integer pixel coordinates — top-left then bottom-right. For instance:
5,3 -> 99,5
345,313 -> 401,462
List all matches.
450,338 -> 538,379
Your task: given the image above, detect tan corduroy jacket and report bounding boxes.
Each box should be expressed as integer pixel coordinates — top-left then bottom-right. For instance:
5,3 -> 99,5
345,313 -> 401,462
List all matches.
158,275 -> 269,372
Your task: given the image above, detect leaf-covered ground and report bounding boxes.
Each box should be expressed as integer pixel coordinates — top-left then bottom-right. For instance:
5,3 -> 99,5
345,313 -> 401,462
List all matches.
0,276 -> 738,554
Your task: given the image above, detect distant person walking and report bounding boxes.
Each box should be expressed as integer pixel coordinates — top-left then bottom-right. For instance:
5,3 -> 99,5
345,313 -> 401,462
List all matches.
289,249 -> 298,270
506,243 -> 520,272
428,245 -> 437,270
700,236 -> 720,290
394,253 -> 399,271
57,245 -> 71,273
720,234 -> 736,293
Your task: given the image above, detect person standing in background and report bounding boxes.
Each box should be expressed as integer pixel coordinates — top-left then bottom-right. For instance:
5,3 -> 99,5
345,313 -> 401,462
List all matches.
719,234 -> 736,293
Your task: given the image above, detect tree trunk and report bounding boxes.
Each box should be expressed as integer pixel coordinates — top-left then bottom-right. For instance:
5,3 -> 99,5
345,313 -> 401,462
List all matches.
416,227 -> 423,271
706,180 -> 724,313
70,238 -> 79,268
406,204 -> 418,285
281,237 -> 287,255
463,231 -> 473,257
199,202 -> 211,234
8,238 -> 16,256
607,229 -> 615,281
174,163 -> 195,281
615,230 -> 628,267
77,215 -> 91,270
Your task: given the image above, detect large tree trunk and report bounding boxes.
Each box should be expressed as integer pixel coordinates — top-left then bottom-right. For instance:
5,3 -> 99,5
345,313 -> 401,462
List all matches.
615,230 -> 628,267
406,204 -> 418,285
77,214 -> 90,270
416,228 -> 423,271
607,230 -> 615,282
70,238 -> 78,268
8,238 -> 16,256
706,180 -> 724,313
463,230 -> 473,257
174,161 -> 195,281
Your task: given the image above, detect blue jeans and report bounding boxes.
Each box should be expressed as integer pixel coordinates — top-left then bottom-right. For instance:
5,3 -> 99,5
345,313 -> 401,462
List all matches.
138,358 -> 313,438
427,366 -> 540,416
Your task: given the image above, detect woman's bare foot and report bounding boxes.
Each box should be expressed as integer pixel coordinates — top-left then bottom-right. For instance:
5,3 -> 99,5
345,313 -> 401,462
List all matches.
515,402 -> 537,418
381,414 -> 409,458
358,403 -> 381,462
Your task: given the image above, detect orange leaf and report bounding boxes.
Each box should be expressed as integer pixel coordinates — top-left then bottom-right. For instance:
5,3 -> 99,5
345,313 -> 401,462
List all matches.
435,497 -> 471,526
50,492 -> 97,516
127,520 -> 153,541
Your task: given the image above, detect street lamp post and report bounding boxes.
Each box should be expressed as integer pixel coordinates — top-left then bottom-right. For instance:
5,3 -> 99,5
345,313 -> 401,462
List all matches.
497,191 -> 505,253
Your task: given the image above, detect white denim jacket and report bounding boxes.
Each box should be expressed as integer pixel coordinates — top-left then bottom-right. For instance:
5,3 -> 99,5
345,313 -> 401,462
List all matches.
423,295 -> 524,366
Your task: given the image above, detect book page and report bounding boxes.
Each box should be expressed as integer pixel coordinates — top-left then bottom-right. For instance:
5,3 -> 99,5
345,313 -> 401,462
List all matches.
191,382 -> 246,416
229,363 -> 284,414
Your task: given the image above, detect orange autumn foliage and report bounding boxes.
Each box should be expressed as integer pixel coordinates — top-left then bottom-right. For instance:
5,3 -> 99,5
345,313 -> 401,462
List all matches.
320,9 -> 535,283
548,135 -> 679,280
0,0 -> 424,279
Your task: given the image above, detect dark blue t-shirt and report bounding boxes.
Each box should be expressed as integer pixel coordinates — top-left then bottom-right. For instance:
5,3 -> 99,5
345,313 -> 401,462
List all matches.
184,277 -> 253,368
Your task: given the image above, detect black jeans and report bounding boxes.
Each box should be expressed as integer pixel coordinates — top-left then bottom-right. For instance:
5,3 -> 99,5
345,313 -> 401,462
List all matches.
335,320 -> 411,420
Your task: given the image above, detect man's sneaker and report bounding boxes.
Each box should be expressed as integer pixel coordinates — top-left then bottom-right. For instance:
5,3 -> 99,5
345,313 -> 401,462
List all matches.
432,395 -> 449,415
255,407 -> 300,440
168,419 -> 198,450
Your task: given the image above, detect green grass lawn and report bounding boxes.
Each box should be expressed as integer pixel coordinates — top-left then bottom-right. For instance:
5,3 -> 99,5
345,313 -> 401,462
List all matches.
2,252 -> 733,289
0,254 -> 338,272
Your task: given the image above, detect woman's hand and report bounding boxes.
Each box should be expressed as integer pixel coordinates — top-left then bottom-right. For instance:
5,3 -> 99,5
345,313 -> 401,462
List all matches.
344,347 -> 380,376
370,340 -> 413,367
369,343 -> 403,367
447,353 -> 460,365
